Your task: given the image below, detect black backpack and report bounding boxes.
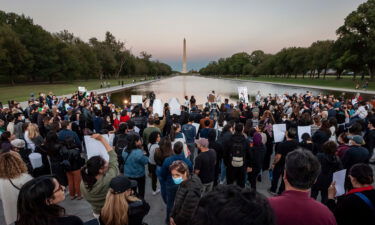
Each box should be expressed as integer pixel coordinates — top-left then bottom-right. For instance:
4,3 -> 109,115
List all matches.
230,138 -> 244,167
115,134 -> 128,171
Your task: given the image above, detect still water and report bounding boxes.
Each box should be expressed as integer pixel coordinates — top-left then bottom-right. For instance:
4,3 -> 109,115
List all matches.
111,76 -> 372,106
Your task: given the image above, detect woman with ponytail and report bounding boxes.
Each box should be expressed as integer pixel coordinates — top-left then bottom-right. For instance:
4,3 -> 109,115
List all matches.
80,134 -> 119,217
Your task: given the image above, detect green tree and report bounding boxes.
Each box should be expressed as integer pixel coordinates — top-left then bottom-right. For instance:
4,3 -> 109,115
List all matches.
337,0 -> 375,80
0,24 -> 30,85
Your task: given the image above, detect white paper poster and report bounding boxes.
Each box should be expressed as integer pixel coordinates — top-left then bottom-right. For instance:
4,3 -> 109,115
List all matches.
134,126 -> 140,134
84,135 -> 110,161
298,126 -> 312,142
192,123 -> 200,135
108,133 -> 115,146
153,99 -> 164,117
169,98 -> 181,115
238,87 -> 249,103
78,86 -> 86,92
273,124 -> 287,143
333,169 -> 347,197
131,95 -> 143,104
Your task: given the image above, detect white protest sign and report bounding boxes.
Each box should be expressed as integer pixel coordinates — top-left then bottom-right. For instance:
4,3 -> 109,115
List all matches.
169,98 -> 181,115
153,99 -> 164,117
78,86 -> 86,92
102,133 -> 115,146
134,126 -> 140,134
333,169 -> 347,197
298,126 -> 312,142
192,123 -> 200,135
238,87 -> 249,103
84,135 -> 110,161
273,124 -> 287,143
131,95 -> 143,104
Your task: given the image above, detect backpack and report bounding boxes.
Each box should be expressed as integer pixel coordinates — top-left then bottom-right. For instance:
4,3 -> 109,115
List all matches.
230,138 -> 244,167
115,134 -> 128,172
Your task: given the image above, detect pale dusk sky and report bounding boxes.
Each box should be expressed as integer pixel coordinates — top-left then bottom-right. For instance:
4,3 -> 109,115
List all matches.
0,0 -> 367,71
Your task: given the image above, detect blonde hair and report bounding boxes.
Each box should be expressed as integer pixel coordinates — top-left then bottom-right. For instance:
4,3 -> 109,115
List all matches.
0,151 -> 28,179
27,123 -> 40,139
100,189 -> 140,225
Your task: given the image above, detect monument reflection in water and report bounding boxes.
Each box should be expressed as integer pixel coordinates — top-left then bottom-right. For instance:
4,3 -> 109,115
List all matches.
110,76 -> 371,106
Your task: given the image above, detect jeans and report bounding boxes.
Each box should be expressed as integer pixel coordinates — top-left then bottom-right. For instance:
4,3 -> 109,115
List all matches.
220,160 -> 226,183
166,183 -> 179,224
156,166 -> 167,203
187,143 -> 197,165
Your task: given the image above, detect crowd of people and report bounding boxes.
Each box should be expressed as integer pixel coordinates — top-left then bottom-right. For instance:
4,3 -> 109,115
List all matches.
0,89 -> 374,225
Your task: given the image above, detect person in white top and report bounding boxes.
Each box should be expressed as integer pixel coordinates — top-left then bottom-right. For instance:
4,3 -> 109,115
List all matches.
0,151 -> 33,225
352,101 -> 368,120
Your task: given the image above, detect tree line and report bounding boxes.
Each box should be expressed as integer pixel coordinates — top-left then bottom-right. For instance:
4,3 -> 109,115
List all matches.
0,11 -> 173,85
200,0 -> 375,81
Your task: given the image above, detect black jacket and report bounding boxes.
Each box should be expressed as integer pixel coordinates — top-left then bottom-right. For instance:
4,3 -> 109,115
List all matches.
249,144 -> 265,170
171,175 -> 203,225
223,133 -> 251,169
313,153 -> 342,189
312,129 -> 331,154
327,189 -> 375,225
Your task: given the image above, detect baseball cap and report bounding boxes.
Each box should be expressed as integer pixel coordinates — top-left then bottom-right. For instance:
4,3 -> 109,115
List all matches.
347,135 -> 365,145
11,139 -> 25,149
110,176 -> 137,194
195,138 -> 209,148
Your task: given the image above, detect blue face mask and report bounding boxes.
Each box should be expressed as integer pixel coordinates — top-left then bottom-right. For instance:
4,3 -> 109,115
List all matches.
172,176 -> 184,185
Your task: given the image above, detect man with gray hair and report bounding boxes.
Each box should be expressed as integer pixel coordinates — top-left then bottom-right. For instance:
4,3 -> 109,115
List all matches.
269,149 -> 337,225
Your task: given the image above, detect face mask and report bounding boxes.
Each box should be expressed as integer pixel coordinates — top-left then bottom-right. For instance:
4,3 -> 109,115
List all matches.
172,176 -> 184,185
21,116 -> 25,120
282,118 -> 287,121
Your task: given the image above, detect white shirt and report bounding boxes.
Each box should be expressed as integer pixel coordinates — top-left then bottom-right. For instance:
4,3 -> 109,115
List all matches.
0,173 -> 33,225
353,106 -> 368,119
24,131 -> 36,152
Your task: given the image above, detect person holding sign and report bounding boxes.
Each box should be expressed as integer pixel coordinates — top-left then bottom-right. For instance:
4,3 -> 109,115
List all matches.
269,128 -> 299,195
80,134 -> 119,218
327,163 -> 375,225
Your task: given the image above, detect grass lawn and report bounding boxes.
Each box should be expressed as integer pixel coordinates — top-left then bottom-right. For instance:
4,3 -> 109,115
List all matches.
0,77 -> 151,104
222,75 -> 375,91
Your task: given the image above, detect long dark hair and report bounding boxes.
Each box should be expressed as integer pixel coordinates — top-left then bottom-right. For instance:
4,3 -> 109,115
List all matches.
81,156 -> 106,191
149,131 -> 160,145
126,134 -> 141,152
16,176 -> 65,225
159,136 -> 173,159
169,123 -> 180,142
319,119 -> 332,136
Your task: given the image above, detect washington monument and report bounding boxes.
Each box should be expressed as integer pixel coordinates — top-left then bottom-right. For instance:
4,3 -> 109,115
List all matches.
182,38 -> 187,73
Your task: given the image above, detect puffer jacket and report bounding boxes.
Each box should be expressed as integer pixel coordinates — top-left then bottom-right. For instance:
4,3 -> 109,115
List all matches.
171,174 -> 203,225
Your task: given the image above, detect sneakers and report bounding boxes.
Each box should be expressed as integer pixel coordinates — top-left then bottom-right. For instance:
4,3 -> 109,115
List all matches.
152,189 -> 160,196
